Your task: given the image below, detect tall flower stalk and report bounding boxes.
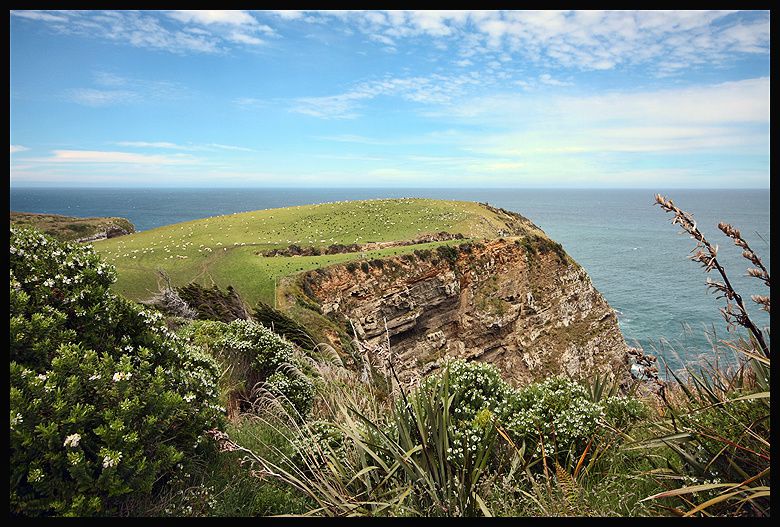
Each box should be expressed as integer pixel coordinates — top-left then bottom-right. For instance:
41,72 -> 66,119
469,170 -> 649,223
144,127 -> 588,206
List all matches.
654,194 -> 769,358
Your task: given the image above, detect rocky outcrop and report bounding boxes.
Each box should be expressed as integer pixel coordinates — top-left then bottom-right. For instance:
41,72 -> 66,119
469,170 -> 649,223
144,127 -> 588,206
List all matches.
10,212 -> 134,243
75,224 -> 133,243
296,238 -> 631,388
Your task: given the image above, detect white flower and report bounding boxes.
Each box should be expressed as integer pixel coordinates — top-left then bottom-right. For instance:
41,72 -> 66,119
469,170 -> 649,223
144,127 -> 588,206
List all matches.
183,393 -> 196,403
64,433 -> 81,448
112,371 -> 132,382
88,373 -> 101,381
10,412 -> 23,428
102,451 -> 122,468
36,373 -> 48,382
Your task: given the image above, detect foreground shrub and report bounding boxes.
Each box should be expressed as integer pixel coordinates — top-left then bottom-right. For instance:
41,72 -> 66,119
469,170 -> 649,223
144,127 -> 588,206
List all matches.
178,319 -> 315,418
221,358 -> 647,516
636,342 -> 770,516
9,227 -> 225,516
508,377 -> 607,465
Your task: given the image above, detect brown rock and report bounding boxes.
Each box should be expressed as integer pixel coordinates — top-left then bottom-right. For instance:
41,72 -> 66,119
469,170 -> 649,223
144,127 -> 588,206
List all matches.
296,239 -> 631,388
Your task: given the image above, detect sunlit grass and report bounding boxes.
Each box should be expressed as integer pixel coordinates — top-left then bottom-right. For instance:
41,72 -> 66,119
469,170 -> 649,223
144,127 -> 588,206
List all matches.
92,198 -> 533,306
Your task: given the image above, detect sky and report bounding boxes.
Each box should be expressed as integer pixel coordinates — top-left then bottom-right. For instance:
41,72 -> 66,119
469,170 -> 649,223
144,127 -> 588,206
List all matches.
9,10 -> 770,188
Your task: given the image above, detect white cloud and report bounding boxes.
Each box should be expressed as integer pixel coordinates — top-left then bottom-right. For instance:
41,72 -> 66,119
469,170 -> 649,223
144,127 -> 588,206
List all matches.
12,10 -> 768,72
316,134 -> 390,145
115,141 -> 254,152
267,10 -> 305,21
167,10 -> 258,26
47,150 -> 199,165
207,143 -> 254,152
69,88 -> 140,107
10,10 -> 69,22
13,11 -> 225,54
69,73 -> 189,107
116,141 -> 190,150
407,77 -> 770,186
233,97 -> 268,108
298,10 -> 767,75
228,32 -> 266,46
93,72 -> 127,87
439,77 -> 768,127
10,145 -> 30,154
290,73 -> 483,119
554,77 -> 769,125
538,73 -> 572,86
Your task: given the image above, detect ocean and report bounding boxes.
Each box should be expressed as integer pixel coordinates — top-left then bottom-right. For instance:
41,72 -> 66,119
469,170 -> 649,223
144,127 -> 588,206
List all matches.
10,187 -> 770,373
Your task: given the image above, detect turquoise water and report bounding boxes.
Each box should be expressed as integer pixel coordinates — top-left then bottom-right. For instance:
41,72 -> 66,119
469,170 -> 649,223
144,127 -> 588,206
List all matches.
10,187 -> 770,373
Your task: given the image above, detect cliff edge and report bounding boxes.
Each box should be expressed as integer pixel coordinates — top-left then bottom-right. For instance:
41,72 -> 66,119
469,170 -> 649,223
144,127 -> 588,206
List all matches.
288,235 -> 630,388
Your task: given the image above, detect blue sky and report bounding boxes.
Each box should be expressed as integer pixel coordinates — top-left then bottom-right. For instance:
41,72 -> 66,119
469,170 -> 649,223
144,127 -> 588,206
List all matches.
9,10 -> 770,188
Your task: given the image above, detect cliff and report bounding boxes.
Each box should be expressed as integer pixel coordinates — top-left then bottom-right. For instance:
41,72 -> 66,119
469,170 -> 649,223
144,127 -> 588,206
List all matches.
289,237 -> 631,388
10,212 -> 134,243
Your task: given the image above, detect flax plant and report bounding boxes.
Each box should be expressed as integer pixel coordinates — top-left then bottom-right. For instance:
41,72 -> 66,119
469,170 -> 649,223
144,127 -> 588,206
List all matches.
637,195 -> 771,516
208,347 -> 500,516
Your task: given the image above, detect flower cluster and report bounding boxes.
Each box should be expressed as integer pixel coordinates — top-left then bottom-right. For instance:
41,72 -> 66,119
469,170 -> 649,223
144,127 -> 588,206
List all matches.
63,434 -> 81,448
100,449 -> 122,469
112,371 -> 132,382
506,376 -> 605,461
405,360 -> 648,469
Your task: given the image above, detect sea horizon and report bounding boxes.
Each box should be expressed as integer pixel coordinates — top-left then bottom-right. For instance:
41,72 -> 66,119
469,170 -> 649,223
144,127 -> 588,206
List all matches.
9,185 -> 770,190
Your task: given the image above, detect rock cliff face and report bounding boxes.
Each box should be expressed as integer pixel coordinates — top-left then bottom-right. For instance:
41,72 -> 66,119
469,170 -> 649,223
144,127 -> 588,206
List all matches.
297,238 -> 630,387
10,212 -> 134,243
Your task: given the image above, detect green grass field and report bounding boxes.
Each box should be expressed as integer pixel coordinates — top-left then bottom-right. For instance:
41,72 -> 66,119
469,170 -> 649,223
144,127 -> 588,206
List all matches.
93,198 -> 545,307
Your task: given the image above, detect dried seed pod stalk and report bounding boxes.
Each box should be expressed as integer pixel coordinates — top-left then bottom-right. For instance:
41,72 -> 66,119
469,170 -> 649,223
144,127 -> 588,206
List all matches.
655,194 -> 769,358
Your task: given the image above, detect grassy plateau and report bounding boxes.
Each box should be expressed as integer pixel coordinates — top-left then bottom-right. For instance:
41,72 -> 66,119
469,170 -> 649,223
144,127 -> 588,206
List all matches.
93,198 -> 545,307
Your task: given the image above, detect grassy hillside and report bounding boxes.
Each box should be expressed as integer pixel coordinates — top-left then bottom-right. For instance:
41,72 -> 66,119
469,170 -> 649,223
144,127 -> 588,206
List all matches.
93,198 -> 549,307
10,211 -> 134,242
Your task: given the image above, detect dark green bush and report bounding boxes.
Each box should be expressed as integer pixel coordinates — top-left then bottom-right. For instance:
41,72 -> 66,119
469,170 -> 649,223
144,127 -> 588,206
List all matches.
9,227 -> 224,516
252,301 -> 317,351
436,245 -> 459,264
178,319 -> 314,418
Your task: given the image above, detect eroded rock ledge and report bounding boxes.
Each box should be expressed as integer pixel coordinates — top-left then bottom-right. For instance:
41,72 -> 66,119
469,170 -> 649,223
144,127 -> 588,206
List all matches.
297,238 -> 631,388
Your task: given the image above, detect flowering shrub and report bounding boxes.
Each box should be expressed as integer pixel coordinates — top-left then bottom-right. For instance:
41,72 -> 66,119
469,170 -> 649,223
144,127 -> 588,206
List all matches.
601,394 -> 648,430
413,362 -> 646,468
412,360 -> 517,466
9,227 -> 225,516
178,319 -> 314,418
508,377 -> 615,465
421,359 -> 518,423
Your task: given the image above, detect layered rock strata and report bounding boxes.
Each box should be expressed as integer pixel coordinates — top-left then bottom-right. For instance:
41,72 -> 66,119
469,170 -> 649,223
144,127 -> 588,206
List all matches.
298,238 -> 631,387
